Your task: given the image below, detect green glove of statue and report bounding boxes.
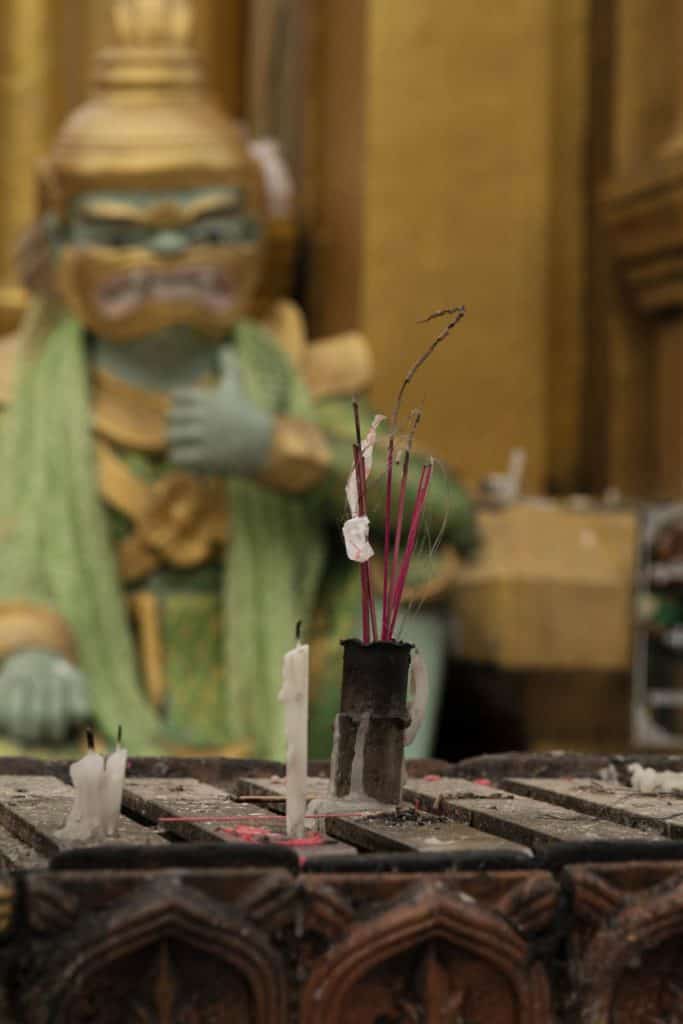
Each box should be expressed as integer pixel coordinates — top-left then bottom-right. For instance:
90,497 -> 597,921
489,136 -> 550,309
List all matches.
168,347 -> 274,475
0,652 -> 91,743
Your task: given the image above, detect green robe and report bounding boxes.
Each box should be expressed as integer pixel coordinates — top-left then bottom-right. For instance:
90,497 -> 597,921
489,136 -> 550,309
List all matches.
0,300 -> 478,758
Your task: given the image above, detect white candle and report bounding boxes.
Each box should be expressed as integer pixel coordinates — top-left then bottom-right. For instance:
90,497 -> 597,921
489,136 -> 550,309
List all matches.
278,629 -> 309,838
101,728 -> 128,836
61,730 -> 104,840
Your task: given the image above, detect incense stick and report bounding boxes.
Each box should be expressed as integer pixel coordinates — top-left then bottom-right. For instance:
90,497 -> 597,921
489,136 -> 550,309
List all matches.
353,443 -> 371,643
388,460 -> 433,637
348,305 -> 465,644
381,435 -> 395,640
389,409 -> 421,622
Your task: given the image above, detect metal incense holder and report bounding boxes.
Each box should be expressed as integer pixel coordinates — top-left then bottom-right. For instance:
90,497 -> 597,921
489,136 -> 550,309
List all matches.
331,638 -> 412,805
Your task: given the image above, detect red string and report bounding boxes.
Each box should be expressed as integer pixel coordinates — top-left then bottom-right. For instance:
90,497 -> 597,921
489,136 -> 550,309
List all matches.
157,809 -> 384,824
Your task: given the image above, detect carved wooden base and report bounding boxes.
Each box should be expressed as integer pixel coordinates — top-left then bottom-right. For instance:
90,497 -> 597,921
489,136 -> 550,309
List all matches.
0,754 -> 682,1022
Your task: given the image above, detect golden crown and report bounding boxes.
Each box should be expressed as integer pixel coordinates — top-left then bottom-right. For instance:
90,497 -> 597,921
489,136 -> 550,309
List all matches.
42,0 -> 261,212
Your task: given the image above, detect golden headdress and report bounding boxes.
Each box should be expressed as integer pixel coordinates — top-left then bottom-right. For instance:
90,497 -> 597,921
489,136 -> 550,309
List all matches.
43,0 -> 261,212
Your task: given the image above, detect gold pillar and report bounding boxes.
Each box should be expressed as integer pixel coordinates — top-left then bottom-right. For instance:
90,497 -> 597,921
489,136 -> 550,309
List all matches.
600,0 -> 683,499
0,0 -> 53,332
195,0 -> 245,116
546,0 -> 590,492
306,0 -> 561,492
651,2 -> 683,499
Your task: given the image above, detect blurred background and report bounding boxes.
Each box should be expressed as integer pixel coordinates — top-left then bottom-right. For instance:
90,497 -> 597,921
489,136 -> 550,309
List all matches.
4,0 -> 683,758
0,0 -> 669,494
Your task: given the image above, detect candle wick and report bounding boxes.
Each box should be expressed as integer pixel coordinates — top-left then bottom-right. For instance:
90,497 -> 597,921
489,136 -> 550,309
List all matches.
295,620 -> 302,644
117,724 -> 123,747
86,727 -> 95,751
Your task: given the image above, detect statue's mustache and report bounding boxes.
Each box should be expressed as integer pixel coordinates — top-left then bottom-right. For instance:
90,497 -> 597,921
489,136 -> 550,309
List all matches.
97,264 -> 235,320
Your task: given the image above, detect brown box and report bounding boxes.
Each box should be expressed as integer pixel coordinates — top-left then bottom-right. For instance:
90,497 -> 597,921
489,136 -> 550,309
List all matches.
453,500 -> 638,671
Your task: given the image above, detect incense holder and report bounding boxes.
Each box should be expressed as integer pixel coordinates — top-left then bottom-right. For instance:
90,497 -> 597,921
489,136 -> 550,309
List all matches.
331,639 -> 412,805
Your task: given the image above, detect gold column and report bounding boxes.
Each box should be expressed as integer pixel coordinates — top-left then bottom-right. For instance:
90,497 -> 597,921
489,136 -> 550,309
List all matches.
599,0 -> 683,499
546,0 -> 590,492
303,0 -> 365,340
651,1 -> 683,499
613,0 -> 676,167
0,0 -> 53,332
306,1 -> 556,491
195,0 -> 245,116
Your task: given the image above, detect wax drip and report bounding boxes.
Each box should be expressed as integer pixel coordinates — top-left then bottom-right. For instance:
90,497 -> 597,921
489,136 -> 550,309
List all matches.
349,711 -> 371,798
328,715 -> 341,799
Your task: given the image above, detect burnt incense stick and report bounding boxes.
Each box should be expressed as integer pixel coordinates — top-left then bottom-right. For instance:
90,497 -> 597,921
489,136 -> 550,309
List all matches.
389,409 -> 421,619
352,396 -> 362,448
389,306 -> 465,434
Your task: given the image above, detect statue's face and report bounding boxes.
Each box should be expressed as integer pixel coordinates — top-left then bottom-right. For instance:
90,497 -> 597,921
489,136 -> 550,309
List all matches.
53,186 -> 263,340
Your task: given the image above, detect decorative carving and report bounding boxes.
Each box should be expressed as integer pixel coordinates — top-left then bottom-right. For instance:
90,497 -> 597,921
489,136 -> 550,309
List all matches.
18,878 -> 287,1024
0,876 -> 14,937
72,937 -> 252,1024
601,156 -> 683,314
568,866 -> 625,927
301,881 -> 553,1024
495,874 -> 560,936
388,942 -> 468,1023
575,870 -> 683,1023
248,877 -> 353,945
24,877 -> 79,935
247,876 -> 354,1012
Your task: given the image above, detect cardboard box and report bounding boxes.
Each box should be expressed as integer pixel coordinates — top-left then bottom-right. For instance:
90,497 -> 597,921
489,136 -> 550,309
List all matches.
453,500 -> 638,671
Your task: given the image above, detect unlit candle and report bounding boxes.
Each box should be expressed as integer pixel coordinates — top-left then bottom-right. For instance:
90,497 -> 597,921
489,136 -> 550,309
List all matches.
278,634 -> 309,838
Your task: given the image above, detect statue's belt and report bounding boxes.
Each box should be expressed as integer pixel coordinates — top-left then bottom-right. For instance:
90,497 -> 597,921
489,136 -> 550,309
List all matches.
95,439 -> 228,584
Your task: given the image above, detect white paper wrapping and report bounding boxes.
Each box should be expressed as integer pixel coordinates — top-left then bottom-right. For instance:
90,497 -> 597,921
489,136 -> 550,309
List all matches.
343,515 -> 374,563
345,414 -> 385,517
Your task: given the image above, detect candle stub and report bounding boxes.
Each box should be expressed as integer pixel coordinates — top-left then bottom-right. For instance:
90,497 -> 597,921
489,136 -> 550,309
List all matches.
57,733 -> 128,842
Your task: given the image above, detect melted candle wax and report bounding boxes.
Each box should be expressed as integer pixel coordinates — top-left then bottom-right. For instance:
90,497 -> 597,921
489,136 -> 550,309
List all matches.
102,728 -> 128,836
59,729 -> 104,841
58,728 -> 127,841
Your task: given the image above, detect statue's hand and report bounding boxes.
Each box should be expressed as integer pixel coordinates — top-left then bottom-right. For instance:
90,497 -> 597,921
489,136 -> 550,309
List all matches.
168,349 -> 274,476
0,652 -> 90,743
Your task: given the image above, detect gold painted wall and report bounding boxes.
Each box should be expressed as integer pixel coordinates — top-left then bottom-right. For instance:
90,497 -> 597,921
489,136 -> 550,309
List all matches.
0,0 -> 630,502
364,0 -> 551,493
305,0 -> 591,495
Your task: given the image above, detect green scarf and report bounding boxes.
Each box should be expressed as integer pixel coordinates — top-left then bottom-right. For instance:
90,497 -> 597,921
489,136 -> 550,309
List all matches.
0,300 -> 326,757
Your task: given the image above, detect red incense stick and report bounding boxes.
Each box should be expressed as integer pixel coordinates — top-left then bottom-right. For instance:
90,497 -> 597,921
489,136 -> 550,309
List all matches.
381,435 -> 395,640
388,461 -> 433,637
353,443 -> 371,643
389,410 -> 421,624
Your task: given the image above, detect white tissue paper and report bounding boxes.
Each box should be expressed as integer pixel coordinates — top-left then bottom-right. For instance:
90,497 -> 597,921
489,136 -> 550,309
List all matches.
343,515 -> 374,563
